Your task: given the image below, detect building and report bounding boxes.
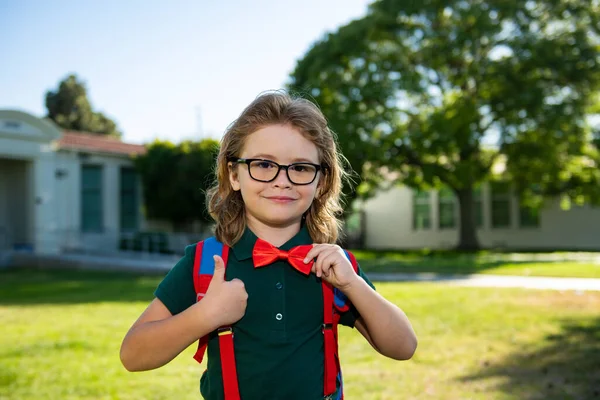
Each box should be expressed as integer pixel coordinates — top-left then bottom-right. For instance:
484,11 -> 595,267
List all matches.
360,183 -> 600,250
0,109 -> 147,255
3,109 -> 599,255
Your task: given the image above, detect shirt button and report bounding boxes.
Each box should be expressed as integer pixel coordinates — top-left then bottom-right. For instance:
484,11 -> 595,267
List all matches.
275,313 -> 283,321
275,282 -> 283,290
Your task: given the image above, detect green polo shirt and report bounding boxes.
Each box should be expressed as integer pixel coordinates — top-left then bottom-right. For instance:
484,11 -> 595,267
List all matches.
154,226 -> 375,400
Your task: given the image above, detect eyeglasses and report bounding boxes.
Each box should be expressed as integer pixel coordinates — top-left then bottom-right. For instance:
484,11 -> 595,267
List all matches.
228,158 -> 322,185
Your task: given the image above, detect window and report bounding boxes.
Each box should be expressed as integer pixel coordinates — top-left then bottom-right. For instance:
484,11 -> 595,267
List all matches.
4,121 -> 21,129
519,185 -> 541,228
473,185 -> 484,228
438,187 -> 456,229
519,205 -> 540,228
81,165 -> 103,232
491,182 -> 511,228
120,167 -> 139,232
413,190 -> 431,230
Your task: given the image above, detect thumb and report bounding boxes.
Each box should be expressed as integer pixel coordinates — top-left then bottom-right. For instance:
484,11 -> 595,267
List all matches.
212,255 -> 226,281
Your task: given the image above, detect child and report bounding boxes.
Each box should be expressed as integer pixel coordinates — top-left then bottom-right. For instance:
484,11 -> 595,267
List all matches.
120,91 -> 417,400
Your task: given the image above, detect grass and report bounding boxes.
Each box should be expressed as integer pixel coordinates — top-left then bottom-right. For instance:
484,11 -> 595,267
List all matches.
1,267 -> 599,400
352,250 -> 600,278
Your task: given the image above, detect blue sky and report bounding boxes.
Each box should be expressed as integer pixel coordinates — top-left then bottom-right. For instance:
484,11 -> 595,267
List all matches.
0,0 -> 371,144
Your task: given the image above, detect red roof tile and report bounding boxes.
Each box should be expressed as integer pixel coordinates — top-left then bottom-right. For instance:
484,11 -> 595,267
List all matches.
57,130 -> 146,156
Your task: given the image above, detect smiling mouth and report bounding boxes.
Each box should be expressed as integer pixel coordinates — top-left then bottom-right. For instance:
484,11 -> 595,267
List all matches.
266,196 -> 297,202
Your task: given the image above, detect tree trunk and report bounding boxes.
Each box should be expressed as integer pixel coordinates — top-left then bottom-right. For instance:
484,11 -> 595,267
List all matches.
456,187 -> 480,251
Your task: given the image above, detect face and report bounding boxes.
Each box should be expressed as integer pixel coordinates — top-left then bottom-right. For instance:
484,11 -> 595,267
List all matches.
229,124 -> 321,229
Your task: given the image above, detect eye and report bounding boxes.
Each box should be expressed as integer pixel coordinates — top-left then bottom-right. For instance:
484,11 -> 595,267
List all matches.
291,165 -> 307,172
290,164 -> 315,172
256,161 -> 275,169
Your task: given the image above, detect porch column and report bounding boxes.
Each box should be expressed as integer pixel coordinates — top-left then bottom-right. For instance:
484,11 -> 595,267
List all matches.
32,155 -> 60,254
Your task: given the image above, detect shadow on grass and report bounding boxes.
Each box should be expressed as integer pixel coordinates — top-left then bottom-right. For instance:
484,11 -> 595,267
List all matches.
459,317 -> 600,400
0,267 -> 165,305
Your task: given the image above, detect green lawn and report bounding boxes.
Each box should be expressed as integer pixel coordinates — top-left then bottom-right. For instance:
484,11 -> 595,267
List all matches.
352,250 -> 600,278
1,267 -> 599,400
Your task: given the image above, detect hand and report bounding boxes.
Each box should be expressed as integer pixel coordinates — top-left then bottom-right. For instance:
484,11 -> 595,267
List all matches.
304,244 -> 358,291
201,255 -> 248,328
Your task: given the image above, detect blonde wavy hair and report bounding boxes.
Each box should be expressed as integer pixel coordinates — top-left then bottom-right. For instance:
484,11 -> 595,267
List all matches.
206,91 -> 348,246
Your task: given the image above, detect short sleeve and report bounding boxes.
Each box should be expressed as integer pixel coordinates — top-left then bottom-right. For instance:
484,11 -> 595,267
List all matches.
154,244 -> 197,315
337,264 -> 376,328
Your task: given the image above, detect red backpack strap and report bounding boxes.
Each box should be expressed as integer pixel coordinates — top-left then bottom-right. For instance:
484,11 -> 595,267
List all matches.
322,280 -> 337,396
192,240 -> 206,363
192,237 -> 239,400
192,238 -> 218,363
323,249 -> 360,397
215,248 -> 240,400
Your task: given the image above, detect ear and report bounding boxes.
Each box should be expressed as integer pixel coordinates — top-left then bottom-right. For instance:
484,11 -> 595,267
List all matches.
228,162 -> 241,191
315,171 -> 325,195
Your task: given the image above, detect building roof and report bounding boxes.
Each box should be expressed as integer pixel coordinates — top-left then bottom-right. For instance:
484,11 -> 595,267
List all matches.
57,130 -> 146,156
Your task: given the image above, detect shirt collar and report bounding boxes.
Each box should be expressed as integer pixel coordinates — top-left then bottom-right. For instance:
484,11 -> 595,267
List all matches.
230,224 -> 313,262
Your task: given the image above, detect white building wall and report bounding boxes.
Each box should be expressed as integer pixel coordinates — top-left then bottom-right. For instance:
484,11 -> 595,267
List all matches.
32,154 -> 61,253
362,184 -> 600,250
55,151 -> 146,253
0,112 -> 62,254
0,137 -> 54,159
0,110 -> 160,255
53,151 -> 81,251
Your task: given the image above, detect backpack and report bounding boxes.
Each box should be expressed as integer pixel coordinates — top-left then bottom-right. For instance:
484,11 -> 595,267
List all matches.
192,236 -> 359,400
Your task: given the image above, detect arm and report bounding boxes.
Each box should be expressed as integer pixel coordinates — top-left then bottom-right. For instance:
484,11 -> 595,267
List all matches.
344,277 -> 417,360
305,244 -> 417,361
120,255 -> 247,372
119,297 -> 220,371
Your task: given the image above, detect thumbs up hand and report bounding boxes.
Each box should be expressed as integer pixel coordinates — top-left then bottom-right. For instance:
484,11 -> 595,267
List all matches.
202,255 -> 248,328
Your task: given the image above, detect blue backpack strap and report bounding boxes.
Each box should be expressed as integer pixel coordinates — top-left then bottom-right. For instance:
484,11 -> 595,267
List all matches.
193,236 -> 224,300
192,236 -> 225,363
199,237 -> 224,274
333,250 -> 359,312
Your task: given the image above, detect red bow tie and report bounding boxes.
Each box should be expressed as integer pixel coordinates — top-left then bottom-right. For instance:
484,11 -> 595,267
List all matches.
252,238 -> 314,275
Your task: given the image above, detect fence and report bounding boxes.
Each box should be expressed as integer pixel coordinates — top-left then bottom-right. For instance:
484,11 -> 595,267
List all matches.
0,213 -> 366,258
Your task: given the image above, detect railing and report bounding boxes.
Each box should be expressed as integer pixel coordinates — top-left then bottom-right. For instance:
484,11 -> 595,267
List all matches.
52,228 -> 213,259
1,220 -> 364,258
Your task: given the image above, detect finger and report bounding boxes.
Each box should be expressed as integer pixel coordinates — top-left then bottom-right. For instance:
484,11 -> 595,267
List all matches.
318,251 -> 339,278
230,278 -> 246,290
304,244 -> 333,264
212,255 -> 226,281
314,248 -> 336,278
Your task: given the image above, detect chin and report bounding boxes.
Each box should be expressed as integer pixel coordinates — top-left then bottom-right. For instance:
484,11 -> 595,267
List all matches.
261,213 -> 304,228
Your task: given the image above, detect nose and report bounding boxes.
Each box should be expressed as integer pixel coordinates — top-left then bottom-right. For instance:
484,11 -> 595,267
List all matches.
272,166 -> 292,187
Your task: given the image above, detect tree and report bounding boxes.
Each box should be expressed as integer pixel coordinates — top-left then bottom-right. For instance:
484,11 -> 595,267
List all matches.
45,74 -> 120,137
134,139 -> 219,230
289,0 -> 600,250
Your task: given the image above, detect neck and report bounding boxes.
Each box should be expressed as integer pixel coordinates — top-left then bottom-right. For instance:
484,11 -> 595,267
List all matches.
246,215 -> 302,247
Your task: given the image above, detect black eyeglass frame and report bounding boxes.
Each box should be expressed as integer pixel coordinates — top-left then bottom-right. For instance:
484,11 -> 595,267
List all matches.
228,157 -> 324,185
